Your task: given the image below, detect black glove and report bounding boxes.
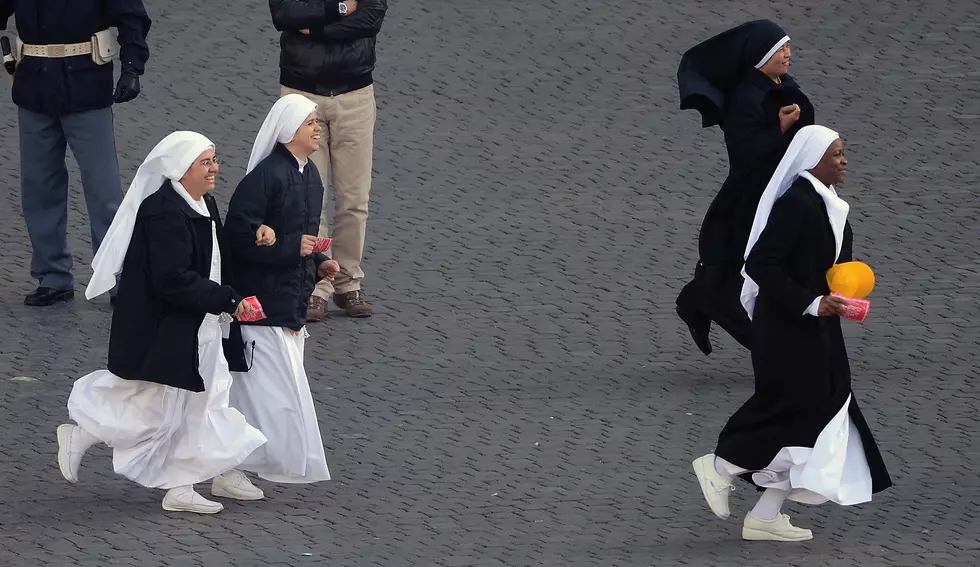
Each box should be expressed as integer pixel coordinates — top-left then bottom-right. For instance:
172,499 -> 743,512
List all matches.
113,70 -> 141,104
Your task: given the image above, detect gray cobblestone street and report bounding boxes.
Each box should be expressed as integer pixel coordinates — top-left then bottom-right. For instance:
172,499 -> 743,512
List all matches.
1,0 -> 979,565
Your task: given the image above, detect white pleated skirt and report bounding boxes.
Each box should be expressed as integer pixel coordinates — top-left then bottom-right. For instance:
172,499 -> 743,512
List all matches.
229,325 -> 330,484
717,394 -> 874,505
67,315 -> 267,490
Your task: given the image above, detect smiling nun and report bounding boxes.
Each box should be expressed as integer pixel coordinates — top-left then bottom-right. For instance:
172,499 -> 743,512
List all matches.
692,125 -> 892,541
676,20 -> 816,356
224,94 -> 339,485
56,131 -> 278,514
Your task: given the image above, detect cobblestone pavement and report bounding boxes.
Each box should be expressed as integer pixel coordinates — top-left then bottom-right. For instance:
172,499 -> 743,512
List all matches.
1,1 -> 979,565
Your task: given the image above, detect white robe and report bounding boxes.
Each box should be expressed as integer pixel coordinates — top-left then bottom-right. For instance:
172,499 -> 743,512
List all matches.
229,326 -> 331,484
717,395 -> 874,506
67,192 -> 266,489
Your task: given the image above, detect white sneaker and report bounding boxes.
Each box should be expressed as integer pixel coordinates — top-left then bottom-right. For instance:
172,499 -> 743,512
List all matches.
162,486 -> 224,514
742,513 -> 813,542
211,470 -> 265,501
693,453 -> 734,519
57,424 -> 95,484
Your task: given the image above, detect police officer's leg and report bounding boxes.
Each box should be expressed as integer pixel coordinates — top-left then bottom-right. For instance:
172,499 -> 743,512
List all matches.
61,107 -> 123,261
19,107 -> 74,303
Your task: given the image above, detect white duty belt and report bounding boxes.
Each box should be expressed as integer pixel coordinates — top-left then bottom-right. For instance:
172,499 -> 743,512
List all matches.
20,41 -> 93,58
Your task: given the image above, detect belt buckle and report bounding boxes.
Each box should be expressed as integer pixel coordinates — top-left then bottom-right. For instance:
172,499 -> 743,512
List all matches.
47,45 -> 64,57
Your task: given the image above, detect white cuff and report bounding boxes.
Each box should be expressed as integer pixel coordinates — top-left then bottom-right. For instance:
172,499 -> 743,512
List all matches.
804,296 -> 822,317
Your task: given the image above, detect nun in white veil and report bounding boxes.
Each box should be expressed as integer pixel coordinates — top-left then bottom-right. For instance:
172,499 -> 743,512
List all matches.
57,132 -> 273,515
692,125 -> 891,542
224,94 -> 337,484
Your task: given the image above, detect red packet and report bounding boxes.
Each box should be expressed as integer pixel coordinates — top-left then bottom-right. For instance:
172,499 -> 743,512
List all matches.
312,237 -> 332,254
237,295 -> 267,322
832,293 -> 870,323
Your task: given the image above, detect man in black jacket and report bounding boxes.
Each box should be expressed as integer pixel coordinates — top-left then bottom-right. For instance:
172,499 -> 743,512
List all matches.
1,0 -> 150,307
269,0 -> 387,320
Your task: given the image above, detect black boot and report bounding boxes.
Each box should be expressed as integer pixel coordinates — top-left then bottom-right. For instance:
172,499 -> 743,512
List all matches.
25,287 -> 74,307
676,281 -> 712,356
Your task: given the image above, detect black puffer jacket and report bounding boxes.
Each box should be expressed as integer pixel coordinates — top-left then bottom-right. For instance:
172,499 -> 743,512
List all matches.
269,0 -> 387,96
225,143 -> 328,331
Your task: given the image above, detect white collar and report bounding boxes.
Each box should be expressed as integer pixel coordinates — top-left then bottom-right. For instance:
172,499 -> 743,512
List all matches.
172,180 -> 211,218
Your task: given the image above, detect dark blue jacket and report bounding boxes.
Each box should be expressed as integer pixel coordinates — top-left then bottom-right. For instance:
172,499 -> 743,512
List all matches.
108,184 -> 246,392
225,143 -> 328,332
1,0 -> 151,116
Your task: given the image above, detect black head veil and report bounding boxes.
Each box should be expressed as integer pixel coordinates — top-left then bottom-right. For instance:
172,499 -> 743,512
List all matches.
677,20 -> 789,128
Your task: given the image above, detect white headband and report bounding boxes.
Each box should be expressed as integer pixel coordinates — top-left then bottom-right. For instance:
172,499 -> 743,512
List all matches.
754,35 -> 790,69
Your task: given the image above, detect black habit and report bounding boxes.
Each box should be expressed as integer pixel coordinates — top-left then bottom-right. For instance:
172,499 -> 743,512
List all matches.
107,182 -> 247,392
676,20 -> 815,350
714,178 -> 891,495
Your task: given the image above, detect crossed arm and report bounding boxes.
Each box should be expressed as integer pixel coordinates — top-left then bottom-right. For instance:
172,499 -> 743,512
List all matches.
271,0 -> 386,41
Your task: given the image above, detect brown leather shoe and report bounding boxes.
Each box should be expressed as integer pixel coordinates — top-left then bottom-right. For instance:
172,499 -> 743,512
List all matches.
333,290 -> 373,318
307,296 -> 328,323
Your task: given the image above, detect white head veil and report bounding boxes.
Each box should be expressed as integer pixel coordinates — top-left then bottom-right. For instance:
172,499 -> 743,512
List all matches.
245,93 -> 318,174
87,131 -> 215,300
740,124 -> 849,318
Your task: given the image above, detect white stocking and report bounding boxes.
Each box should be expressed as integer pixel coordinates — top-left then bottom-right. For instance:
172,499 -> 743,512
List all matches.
750,488 -> 790,520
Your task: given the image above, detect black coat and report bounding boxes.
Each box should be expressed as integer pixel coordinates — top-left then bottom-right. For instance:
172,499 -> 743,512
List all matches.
715,179 -> 891,494
698,70 -> 815,267
270,0 -> 386,96
225,143 -> 327,331
107,183 -> 246,392
1,0 -> 151,116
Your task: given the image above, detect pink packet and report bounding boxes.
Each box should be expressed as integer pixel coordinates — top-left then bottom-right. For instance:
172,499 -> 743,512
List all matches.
831,293 -> 870,323
237,295 -> 267,322
312,237 -> 332,254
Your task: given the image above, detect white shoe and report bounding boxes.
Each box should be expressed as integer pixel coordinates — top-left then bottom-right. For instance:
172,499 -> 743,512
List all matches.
693,453 -> 734,519
212,470 -> 265,501
57,424 -> 95,484
162,486 -> 224,514
742,513 -> 813,542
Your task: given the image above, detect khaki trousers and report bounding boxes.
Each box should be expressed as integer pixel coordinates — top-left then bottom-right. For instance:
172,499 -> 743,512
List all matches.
281,84 -> 376,297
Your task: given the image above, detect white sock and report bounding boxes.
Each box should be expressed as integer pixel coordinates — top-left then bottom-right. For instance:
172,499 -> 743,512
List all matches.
75,425 -> 100,451
750,488 -> 790,520
713,455 -> 742,479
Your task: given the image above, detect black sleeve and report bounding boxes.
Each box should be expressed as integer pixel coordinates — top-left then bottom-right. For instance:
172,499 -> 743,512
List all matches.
837,222 -> 854,264
141,214 -> 243,315
723,95 -> 793,170
106,0 -> 152,74
744,191 -> 819,316
270,0 -> 342,31
312,0 -> 386,41
225,168 -> 303,265
1,1 -> 14,30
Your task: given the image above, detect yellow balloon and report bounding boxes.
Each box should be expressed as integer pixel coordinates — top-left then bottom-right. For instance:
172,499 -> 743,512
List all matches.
826,261 -> 875,299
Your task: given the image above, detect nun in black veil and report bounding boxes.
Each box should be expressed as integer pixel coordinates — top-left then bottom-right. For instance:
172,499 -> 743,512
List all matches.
675,20 -> 815,356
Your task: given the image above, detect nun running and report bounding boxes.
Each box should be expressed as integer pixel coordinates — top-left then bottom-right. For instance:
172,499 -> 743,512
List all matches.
675,20 -> 815,355
223,94 -> 339,484
57,132 -> 276,514
692,125 -> 891,541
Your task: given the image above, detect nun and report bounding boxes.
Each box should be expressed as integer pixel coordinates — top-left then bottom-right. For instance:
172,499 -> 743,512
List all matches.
56,132 -> 278,514
692,125 -> 891,541
675,20 -> 815,355
223,94 -> 339,484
